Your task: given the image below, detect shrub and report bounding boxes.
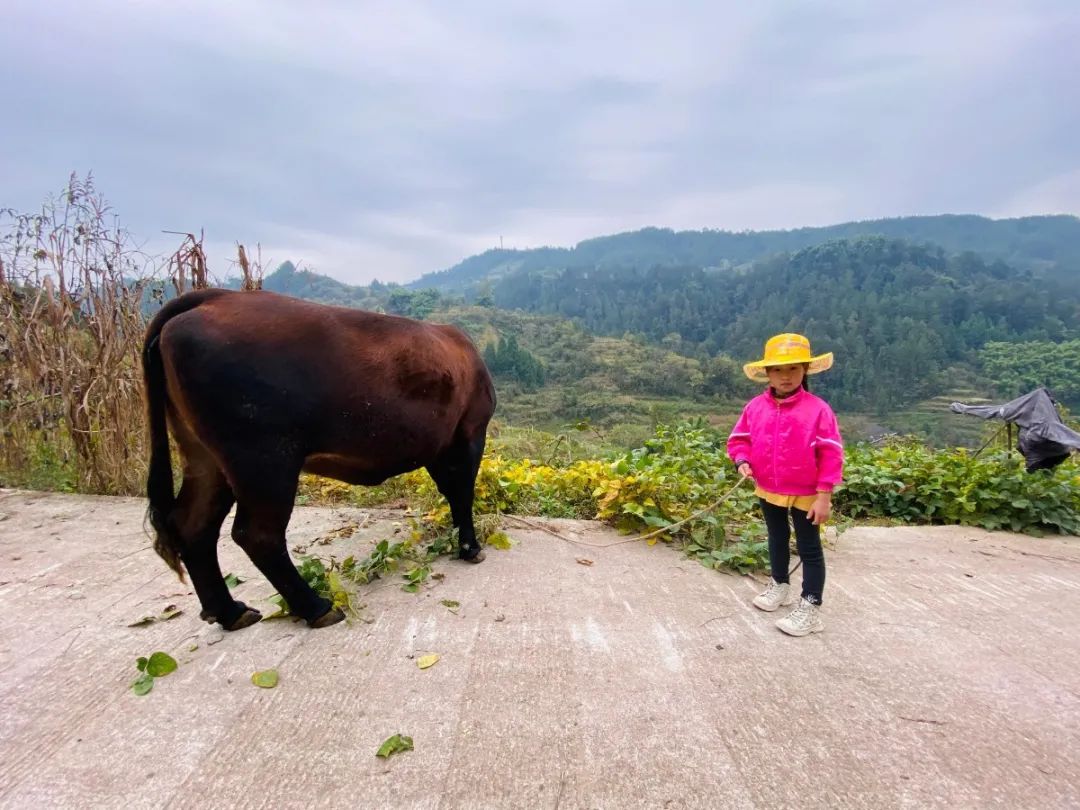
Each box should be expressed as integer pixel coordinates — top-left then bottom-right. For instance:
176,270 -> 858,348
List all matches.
837,439 -> 1079,534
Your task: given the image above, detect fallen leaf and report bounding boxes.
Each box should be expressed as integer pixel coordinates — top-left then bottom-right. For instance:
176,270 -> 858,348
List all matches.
131,672 -> 154,696
315,521 -> 359,545
575,558 -> 594,566
440,599 -> 460,614
223,573 -> 245,589
376,734 -> 414,758
127,605 -> 184,627
417,654 -> 440,670
146,651 -> 178,678
263,593 -> 290,619
486,532 -> 512,550
251,669 -> 279,688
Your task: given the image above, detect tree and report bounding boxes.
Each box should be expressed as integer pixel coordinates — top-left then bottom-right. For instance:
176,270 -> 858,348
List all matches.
475,281 -> 495,308
980,340 -> 1080,405
483,335 -> 546,391
386,287 -> 442,320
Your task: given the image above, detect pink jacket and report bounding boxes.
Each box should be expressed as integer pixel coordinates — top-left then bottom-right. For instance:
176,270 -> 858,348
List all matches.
727,387 -> 844,495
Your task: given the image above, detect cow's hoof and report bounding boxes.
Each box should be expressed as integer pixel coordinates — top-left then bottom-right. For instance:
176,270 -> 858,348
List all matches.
225,607 -> 263,631
308,607 -> 346,628
460,549 -> 486,564
201,603 -> 262,631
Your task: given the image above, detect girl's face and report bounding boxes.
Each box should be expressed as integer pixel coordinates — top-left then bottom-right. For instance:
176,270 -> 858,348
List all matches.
766,363 -> 806,397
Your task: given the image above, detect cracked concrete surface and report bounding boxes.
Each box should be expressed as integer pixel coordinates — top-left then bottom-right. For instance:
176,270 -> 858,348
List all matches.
1,489 -> 1079,809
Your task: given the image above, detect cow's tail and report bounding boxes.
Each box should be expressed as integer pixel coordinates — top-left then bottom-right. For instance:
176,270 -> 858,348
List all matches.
142,290 -> 220,578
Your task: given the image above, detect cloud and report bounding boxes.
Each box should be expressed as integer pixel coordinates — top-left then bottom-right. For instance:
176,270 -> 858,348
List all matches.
2,0 -> 1078,284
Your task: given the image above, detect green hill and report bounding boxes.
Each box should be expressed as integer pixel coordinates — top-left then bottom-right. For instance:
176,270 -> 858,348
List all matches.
476,237 -> 1078,410
412,214 -> 1080,292
237,261 -> 382,307
246,223 -> 1080,434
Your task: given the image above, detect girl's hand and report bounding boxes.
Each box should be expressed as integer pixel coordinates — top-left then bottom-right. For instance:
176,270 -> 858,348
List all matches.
737,462 -> 753,479
807,493 -> 832,525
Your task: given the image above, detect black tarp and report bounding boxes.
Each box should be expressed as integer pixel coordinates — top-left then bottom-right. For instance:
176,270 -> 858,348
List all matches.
951,387 -> 1080,472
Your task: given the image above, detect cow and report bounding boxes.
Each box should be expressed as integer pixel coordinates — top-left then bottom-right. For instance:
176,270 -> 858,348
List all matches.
142,289 -> 496,631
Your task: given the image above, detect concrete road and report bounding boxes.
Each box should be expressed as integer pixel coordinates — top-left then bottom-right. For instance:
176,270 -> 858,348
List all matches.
1,489 -> 1079,809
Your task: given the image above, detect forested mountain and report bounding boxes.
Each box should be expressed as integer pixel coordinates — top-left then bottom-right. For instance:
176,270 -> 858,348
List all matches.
253,224 -> 1080,415
413,214 -> 1080,291
488,237 -> 1079,410
229,261 -> 381,307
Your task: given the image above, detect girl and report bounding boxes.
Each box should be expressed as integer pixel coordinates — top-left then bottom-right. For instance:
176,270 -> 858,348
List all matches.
727,333 -> 843,637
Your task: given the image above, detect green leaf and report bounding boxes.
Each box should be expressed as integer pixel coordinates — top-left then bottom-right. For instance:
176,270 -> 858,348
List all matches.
402,583 -> 420,593
251,669 -> 279,688
146,651 -> 178,678
131,672 -> 154,696
376,734 -> 414,758
136,656 -> 149,672
486,532 -> 512,550
223,572 -> 244,589
264,593 -> 290,619
440,599 -> 461,613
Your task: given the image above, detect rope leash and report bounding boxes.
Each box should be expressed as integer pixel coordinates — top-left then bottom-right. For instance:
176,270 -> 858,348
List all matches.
502,473 -> 808,578
502,473 -> 752,549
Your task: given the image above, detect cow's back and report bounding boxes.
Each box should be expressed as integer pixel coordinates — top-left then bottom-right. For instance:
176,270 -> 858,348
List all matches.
156,290 -> 494,480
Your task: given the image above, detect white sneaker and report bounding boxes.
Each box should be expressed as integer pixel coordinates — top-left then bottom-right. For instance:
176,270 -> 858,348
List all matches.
776,598 -> 824,637
752,580 -> 794,612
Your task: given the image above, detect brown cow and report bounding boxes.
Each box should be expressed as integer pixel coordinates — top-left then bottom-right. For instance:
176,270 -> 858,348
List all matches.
142,289 -> 496,630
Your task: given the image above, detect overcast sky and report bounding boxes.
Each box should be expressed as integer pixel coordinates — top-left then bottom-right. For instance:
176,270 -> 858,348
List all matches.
3,1 -> 1078,284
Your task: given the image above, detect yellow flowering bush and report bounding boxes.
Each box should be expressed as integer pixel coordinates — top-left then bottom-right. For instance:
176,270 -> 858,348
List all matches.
295,423 -> 1080,578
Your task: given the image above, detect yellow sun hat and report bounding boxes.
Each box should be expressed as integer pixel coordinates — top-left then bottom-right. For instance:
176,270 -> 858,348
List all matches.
743,333 -> 834,381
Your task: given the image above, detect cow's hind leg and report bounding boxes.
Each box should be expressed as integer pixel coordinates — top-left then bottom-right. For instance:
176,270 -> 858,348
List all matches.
426,432 -> 487,563
173,465 -> 261,631
229,468 -> 344,629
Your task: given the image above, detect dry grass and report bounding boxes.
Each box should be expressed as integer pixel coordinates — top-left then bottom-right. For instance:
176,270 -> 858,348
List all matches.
0,174 -> 155,494
0,175 -> 262,495
162,230 -> 210,295
235,243 -> 263,291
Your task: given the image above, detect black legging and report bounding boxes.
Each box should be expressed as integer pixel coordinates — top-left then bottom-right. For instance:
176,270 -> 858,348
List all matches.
760,499 -> 826,605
